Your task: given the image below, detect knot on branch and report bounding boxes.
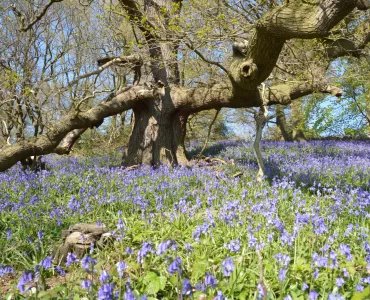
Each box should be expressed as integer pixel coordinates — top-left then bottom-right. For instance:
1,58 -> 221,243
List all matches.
254,105 -> 268,126
240,59 -> 258,80
326,85 -> 343,97
97,54 -> 142,67
232,40 -> 249,57
153,80 -> 165,98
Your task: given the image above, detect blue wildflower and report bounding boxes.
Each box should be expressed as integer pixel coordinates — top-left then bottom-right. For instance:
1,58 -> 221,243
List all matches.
81,255 -> 97,272
335,277 -> 345,289
184,243 -> 194,252
356,284 -> 364,292
275,253 -> 291,267
214,290 -> 224,300
222,257 -> 234,277
126,247 -> 134,255
17,271 -> 33,293
116,261 -> 127,278
81,279 -> 92,291
37,230 -> 44,240
308,290 -> 319,300
0,265 -> 14,278
168,257 -> 182,274
117,219 -> 124,230
124,284 -> 136,300
55,266 -> 66,277
313,268 -> 319,279
182,278 -> 193,295
156,240 -> 174,255
66,252 -> 78,267
204,272 -> 217,288
100,270 -> 111,283
257,283 -> 265,299
98,283 -> 115,300
40,256 -> 52,270
224,239 -> 241,252
137,242 -> 152,264
279,268 -> 287,282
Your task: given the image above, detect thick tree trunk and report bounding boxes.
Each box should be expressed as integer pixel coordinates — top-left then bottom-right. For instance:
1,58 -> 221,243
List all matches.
123,103 -> 189,166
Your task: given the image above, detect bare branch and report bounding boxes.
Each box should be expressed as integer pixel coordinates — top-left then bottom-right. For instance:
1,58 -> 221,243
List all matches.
67,55 -> 142,88
11,0 -> 64,32
184,42 -> 233,80
197,109 -> 221,157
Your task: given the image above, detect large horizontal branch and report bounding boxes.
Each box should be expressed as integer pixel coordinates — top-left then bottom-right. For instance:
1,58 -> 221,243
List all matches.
266,81 -> 343,106
356,0 -> 370,10
171,84 -> 259,113
0,86 -> 153,171
53,128 -> 87,155
0,77 -> 345,171
324,31 -> 370,59
258,0 -> 358,40
239,0 -> 361,87
172,79 -> 343,114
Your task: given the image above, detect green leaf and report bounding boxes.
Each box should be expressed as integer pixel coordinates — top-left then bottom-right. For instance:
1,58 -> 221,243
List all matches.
38,289 -> 61,299
158,276 -> 167,290
144,271 -> 158,283
191,260 -> 208,281
146,277 -> 161,295
351,287 -> 370,300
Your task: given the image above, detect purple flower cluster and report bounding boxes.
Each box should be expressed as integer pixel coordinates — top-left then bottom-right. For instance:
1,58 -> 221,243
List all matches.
2,140 -> 370,298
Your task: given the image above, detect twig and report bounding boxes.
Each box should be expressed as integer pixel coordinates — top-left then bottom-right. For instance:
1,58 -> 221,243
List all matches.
74,89 -> 114,114
257,250 -> 267,300
197,109 -> 221,157
67,55 -> 142,88
11,1 -> 64,32
184,42 -> 233,80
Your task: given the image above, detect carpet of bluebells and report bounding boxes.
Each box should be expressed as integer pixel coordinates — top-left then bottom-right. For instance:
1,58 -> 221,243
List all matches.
1,140 -> 370,299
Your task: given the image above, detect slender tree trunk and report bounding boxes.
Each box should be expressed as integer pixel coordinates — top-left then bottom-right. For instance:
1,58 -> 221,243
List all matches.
119,112 -> 126,135
290,100 -> 307,142
275,104 -> 293,141
108,115 -> 118,145
366,95 -> 370,138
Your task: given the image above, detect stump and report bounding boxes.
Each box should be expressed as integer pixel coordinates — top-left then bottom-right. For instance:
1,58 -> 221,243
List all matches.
53,223 -> 113,265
